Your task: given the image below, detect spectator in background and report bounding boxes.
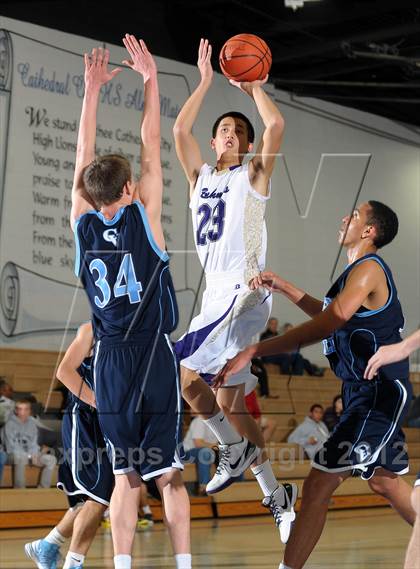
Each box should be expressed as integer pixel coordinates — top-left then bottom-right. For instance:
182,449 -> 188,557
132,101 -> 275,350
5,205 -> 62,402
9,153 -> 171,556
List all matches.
0,379 -> 59,452
251,358 -> 278,399
0,378 -> 15,426
260,318 -> 293,374
260,321 -> 324,376
323,395 -> 343,432
2,399 -> 57,488
183,416 -> 218,495
245,389 -> 278,444
287,404 -> 329,460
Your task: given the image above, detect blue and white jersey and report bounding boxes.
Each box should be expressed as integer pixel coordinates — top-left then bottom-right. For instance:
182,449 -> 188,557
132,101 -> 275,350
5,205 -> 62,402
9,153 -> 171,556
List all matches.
74,201 -> 178,340
322,254 -> 409,383
190,162 -> 269,284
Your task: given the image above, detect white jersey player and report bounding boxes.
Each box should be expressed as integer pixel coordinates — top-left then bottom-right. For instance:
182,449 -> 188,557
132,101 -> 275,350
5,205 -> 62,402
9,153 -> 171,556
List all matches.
181,159 -> 271,393
173,39 -> 297,543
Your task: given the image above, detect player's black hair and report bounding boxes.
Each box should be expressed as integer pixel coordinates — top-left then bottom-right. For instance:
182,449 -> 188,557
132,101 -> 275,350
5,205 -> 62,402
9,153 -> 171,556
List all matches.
310,404 -> 323,413
212,111 -> 255,143
367,201 -> 399,249
83,154 -> 132,207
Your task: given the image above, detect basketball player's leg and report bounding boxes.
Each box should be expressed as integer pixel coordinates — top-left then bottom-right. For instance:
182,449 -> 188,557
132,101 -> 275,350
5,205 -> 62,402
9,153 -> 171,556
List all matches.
281,468 -> 349,569
216,383 -> 297,543
155,469 -> 191,568
368,468 -> 415,525
110,471 -> 142,562
25,504 -> 83,568
404,484 -> 420,569
181,365 -> 220,419
216,383 -> 264,450
62,500 -> 106,568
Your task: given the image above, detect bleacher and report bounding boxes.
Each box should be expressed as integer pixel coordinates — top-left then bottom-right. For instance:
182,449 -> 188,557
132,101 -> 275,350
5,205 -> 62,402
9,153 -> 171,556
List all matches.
1,349 -> 419,529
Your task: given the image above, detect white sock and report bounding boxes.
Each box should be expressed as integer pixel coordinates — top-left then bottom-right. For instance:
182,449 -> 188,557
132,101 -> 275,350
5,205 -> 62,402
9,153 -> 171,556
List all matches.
114,554 -> 131,569
251,459 -> 279,497
204,410 -> 241,444
142,505 -> 152,515
279,563 -> 293,569
44,527 -> 66,546
63,551 -> 85,568
175,553 -> 192,569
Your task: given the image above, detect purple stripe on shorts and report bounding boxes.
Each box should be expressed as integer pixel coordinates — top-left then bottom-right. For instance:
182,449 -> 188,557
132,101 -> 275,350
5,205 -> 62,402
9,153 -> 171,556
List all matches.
174,295 -> 237,361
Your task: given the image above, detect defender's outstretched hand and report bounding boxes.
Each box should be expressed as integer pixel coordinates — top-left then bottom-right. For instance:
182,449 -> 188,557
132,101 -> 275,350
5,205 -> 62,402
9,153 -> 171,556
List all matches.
249,270 -> 288,293
122,35 -> 157,83
198,38 -> 213,84
84,47 -> 122,90
364,343 -> 409,380
229,75 -> 268,96
212,346 -> 256,389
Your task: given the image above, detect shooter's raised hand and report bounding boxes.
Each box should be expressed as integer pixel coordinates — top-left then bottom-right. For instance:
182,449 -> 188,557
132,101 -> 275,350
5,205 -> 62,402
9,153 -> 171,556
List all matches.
198,38 -> 213,84
229,75 -> 268,97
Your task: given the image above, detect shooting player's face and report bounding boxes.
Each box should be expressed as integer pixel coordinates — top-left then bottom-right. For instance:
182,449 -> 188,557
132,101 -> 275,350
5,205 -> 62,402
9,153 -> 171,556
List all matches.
211,117 -> 251,160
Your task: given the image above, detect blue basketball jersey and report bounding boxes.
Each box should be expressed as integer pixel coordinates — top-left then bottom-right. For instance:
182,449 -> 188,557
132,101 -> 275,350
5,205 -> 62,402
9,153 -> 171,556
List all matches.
322,254 -> 409,383
74,201 -> 178,340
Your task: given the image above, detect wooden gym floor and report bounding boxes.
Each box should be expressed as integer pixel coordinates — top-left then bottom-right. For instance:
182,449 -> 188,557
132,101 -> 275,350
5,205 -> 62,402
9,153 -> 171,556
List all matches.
0,508 -> 412,568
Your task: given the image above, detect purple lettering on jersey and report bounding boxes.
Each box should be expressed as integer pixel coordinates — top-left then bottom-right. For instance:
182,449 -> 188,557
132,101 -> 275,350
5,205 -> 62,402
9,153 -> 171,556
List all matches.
200,186 -> 230,199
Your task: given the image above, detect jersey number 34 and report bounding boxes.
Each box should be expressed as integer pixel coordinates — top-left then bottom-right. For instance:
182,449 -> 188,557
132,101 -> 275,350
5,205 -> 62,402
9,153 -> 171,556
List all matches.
89,253 -> 143,308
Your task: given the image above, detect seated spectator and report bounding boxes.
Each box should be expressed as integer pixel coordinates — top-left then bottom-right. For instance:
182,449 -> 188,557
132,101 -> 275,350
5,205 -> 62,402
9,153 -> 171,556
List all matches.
323,395 -> 343,432
245,389 -> 278,444
251,358 -> 277,399
406,395 -> 420,428
260,321 -> 323,376
0,378 -> 16,426
183,416 -> 218,495
287,404 -> 329,460
0,379 -> 60,452
2,399 -> 57,488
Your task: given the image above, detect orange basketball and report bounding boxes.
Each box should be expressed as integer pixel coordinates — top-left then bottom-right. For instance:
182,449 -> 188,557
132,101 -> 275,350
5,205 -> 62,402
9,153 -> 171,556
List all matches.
219,34 -> 272,82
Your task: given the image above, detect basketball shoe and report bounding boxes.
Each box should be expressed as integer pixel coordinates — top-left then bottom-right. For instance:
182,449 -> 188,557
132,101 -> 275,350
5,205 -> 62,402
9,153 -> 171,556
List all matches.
24,539 -> 61,569
262,483 -> 298,543
137,512 -> 154,531
206,437 -> 260,494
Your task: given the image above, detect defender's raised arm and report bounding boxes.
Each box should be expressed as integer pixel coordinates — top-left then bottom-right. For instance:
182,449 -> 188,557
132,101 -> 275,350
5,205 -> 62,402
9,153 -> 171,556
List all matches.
70,48 -> 121,230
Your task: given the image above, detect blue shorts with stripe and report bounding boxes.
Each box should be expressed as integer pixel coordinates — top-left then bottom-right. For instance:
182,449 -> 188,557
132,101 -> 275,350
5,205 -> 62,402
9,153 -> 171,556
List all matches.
94,333 -> 183,480
313,378 -> 412,480
58,401 -> 114,507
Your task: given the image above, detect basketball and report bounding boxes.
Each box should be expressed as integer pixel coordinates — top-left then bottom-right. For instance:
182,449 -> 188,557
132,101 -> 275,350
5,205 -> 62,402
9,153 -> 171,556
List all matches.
219,34 -> 272,82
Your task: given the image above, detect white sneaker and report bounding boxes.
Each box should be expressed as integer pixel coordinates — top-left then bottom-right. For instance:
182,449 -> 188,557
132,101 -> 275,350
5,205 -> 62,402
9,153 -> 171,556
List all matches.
262,483 -> 298,544
206,438 -> 260,494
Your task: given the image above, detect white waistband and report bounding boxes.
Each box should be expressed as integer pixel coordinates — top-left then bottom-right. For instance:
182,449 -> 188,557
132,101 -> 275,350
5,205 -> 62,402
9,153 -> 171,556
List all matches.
205,270 -> 245,288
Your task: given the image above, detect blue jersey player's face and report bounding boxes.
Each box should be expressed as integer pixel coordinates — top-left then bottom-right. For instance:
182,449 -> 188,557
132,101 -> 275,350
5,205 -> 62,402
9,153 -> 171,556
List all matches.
211,117 -> 252,162
338,202 -> 373,247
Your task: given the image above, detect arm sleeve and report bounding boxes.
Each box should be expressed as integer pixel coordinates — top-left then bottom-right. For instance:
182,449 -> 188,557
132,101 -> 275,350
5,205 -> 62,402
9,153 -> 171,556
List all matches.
2,421 -> 19,454
28,423 -> 40,455
287,423 -> 310,447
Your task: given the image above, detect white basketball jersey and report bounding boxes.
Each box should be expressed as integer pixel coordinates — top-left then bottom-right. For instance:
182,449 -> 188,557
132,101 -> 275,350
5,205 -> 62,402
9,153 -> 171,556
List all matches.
190,162 -> 269,283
